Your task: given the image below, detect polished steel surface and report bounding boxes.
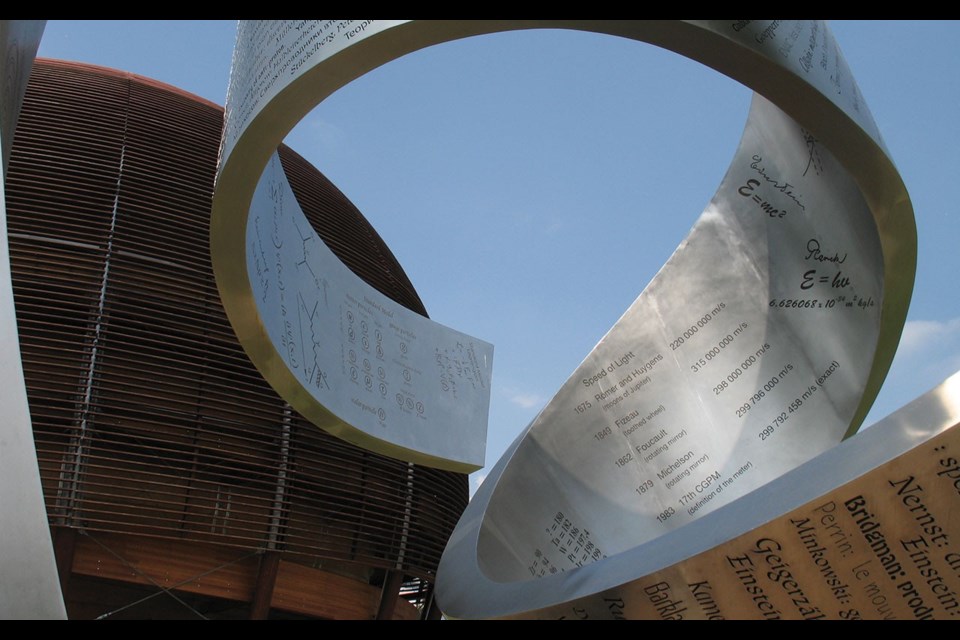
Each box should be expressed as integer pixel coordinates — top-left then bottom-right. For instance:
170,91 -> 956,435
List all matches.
210,21 -> 916,617
0,19 -> 66,619
214,21 -> 492,473
442,372 -> 960,619
245,151 -> 492,471
469,92 -> 884,581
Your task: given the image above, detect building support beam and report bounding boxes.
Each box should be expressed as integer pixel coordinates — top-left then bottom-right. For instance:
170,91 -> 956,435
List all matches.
249,552 -> 280,620
375,570 -> 404,620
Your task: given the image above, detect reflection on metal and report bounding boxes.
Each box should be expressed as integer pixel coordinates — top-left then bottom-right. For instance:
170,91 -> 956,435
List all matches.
239,151 -> 492,472
215,22 -> 495,472
432,21 -> 916,619
0,19 -> 66,620
211,21 -> 914,617
444,373 -> 960,620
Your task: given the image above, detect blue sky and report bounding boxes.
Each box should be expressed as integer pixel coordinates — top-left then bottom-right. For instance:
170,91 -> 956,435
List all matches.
35,20 -> 960,493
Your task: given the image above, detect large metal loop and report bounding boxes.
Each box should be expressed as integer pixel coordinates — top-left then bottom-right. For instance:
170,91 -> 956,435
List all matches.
211,21 -> 916,617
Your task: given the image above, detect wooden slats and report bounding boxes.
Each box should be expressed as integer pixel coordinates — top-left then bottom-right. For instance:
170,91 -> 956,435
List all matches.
67,532 -> 418,619
70,532 -> 260,602
6,58 -> 468,605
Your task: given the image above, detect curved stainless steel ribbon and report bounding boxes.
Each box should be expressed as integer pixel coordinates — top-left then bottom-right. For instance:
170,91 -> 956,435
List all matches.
435,21 -> 916,619
212,20 -> 915,616
0,19 -> 66,619
215,21 -> 498,473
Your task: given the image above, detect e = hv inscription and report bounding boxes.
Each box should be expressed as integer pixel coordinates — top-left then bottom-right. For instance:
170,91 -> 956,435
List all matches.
422,19 -> 913,621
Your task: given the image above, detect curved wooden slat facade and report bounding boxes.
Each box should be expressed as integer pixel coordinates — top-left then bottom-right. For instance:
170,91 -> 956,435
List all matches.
5,59 -> 467,619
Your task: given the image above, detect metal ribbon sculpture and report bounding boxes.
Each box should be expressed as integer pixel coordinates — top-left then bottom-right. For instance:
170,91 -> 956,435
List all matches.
212,21 -> 918,618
